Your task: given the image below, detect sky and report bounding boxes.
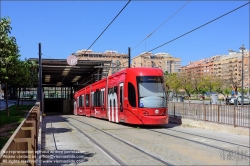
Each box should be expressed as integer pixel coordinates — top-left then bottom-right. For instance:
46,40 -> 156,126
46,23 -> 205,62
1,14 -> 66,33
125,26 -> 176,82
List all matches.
1,0 -> 249,66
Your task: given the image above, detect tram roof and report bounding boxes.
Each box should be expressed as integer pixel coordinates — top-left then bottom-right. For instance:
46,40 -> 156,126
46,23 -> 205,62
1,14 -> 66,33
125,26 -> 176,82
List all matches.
29,58 -> 111,87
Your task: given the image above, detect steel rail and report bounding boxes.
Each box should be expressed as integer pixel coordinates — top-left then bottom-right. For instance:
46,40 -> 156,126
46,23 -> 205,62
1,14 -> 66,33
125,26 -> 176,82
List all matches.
147,129 -> 250,159
68,116 -> 174,166
58,117 -> 126,166
166,128 -> 249,148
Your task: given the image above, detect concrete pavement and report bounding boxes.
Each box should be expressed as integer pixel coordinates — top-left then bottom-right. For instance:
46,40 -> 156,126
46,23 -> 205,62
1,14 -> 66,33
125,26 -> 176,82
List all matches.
39,115 -> 250,165
169,116 -> 249,136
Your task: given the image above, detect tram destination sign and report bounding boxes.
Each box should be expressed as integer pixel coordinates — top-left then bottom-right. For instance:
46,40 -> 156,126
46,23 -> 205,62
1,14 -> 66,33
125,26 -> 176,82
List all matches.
67,55 -> 78,66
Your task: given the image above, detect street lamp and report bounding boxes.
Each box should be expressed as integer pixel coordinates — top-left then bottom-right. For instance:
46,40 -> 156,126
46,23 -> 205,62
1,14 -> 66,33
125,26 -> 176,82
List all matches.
229,44 -> 245,106
240,45 -> 245,106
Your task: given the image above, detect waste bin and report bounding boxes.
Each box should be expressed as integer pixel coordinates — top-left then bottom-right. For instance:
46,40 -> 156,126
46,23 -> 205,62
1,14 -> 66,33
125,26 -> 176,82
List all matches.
211,94 -> 218,104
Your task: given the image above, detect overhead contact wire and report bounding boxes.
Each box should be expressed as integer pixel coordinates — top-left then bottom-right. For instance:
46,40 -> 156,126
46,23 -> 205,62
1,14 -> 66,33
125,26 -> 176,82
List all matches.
146,2 -> 250,53
61,0 -> 131,85
132,0 -> 191,51
77,0 -> 132,61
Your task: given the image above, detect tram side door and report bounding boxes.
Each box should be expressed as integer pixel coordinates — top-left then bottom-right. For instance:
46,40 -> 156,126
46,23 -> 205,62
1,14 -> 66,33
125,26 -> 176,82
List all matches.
108,86 -> 119,123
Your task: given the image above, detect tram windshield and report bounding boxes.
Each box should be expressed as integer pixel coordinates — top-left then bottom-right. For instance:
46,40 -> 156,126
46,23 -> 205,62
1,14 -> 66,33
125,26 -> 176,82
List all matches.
137,76 -> 166,108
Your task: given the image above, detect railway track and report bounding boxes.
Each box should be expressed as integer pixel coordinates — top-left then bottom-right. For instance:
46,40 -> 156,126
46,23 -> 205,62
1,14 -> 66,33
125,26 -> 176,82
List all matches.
146,128 -> 250,159
60,116 -> 174,166
72,115 -> 250,164
42,115 -> 249,165
165,128 -> 249,148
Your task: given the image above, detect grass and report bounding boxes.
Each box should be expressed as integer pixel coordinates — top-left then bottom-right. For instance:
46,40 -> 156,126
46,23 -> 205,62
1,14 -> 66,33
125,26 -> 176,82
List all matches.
0,137 -> 9,149
0,104 -> 33,149
0,105 -> 33,126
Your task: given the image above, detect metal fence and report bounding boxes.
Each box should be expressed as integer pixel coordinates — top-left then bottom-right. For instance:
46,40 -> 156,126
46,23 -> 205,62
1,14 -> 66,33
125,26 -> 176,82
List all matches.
0,102 -> 41,166
168,102 -> 250,128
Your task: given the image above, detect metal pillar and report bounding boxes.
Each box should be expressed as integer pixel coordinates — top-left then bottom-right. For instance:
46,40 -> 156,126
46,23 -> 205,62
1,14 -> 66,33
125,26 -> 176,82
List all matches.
240,44 -> 245,106
128,47 -> 131,68
38,43 -> 43,112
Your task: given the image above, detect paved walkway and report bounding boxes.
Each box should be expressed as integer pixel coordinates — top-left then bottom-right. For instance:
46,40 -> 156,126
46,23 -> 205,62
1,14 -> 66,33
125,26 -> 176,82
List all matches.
39,115 -> 114,165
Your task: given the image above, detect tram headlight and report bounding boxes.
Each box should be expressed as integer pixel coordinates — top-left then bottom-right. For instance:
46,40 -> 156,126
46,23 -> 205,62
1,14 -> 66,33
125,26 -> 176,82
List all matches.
155,109 -> 159,114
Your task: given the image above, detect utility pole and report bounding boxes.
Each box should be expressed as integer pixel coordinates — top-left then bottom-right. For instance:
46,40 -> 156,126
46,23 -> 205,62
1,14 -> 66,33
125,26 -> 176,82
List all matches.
240,44 -> 245,106
38,43 -> 43,111
128,47 -> 131,68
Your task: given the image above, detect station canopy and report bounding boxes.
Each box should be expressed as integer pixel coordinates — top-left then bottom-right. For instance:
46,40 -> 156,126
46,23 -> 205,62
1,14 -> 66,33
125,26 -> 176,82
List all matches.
29,58 -> 112,87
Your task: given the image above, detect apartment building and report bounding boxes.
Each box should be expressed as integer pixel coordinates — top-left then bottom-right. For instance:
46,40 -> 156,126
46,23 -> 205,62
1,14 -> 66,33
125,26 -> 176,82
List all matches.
132,52 -> 181,73
75,49 -> 129,76
181,50 -> 250,90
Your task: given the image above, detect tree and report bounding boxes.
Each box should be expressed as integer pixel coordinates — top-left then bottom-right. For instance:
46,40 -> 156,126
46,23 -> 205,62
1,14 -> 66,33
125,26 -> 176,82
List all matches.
201,75 -> 221,93
0,17 -> 20,116
165,73 -> 182,100
191,75 -> 204,99
11,58 -> 38,109
179,72 -> 193,99
213,77 -> 230,98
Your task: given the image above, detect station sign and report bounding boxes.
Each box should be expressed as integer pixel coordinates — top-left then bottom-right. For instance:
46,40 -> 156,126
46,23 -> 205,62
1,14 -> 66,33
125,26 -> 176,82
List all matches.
67,55 -> 78,66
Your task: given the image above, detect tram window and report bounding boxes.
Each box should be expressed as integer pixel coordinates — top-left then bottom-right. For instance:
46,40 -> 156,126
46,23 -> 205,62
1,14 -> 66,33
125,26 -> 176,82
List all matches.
100,90 -> 105,106
108,86 -> 117,95
91,92 -> 94,108
79,96 -> 82,107
108,88 -> 112,94
94,90 -> 100,107
110,100 -> 112,110
100,90 -> 103,106
97,90 -> 100,106
97,90 -> 101,106
114,86 -> 117,95
77,97 -> 80,107
94,91 -> 97,106
120,84 -> 123,112
128,82 -> 136,107
86,94 -> 89,107
82,95 -> 84,107
102,90 -> 105,105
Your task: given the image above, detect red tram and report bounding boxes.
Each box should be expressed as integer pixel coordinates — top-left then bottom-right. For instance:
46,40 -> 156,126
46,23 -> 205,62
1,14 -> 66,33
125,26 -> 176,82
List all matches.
73,68 -> 168,125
